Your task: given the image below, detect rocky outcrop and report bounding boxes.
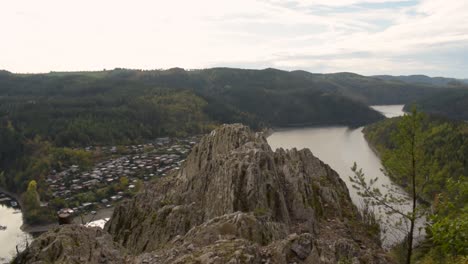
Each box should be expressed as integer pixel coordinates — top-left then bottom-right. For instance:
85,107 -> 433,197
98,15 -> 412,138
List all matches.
14,124 -> 391,264
13,225 -> 127,264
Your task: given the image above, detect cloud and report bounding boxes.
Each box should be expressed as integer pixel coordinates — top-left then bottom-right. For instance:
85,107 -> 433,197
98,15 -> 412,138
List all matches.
265,0 -> 410,8
0,0 -> 467,77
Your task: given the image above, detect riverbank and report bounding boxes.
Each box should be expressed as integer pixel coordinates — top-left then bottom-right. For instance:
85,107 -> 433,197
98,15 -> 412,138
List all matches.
0,186 -> 22,209
0,204 -> 31,262
362,130 -> 383,159
0,201 -> 115,262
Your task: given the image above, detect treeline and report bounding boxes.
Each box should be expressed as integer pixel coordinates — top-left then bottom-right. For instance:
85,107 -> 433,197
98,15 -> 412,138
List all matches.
363,115 -> 467,263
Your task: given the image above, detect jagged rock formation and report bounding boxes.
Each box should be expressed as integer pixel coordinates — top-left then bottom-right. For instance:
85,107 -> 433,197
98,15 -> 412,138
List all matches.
14,124 -> 391,264
13,225 -> 126,263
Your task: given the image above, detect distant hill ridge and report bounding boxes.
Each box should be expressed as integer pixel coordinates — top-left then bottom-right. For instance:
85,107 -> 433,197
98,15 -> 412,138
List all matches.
404,89 -> 468,121
373,74 -> 468,87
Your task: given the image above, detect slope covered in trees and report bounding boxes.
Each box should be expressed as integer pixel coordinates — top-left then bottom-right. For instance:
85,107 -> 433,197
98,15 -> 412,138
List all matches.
404,89 -> 468,121
373,74 -> 468,87
363,115 -> 467,263
364,115 -> 467,201
0,68 -> 393,147
290,71 -> 447,104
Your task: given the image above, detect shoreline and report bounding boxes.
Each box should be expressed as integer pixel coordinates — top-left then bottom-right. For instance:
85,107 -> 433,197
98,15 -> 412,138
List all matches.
262,127 -> 274,138
0,186 -> 23,209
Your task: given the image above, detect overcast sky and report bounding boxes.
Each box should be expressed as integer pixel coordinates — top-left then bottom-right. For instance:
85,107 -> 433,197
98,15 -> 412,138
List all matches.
1,0 -> 467,77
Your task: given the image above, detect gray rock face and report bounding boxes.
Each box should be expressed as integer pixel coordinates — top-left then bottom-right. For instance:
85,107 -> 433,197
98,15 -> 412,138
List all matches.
12,225 -> 126,264
14,124 -> 392,264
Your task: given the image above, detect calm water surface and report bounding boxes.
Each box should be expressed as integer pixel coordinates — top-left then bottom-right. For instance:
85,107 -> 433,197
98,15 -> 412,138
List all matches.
268,105 -> 409,246
0,203 -> 32,263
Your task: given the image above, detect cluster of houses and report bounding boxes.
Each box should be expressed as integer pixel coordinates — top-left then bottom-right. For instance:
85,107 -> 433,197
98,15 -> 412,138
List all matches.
82,137 -> 194,155
47,137 -> 199,215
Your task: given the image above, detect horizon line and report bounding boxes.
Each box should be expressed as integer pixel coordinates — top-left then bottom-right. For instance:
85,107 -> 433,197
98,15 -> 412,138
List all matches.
1,67 -> 466,80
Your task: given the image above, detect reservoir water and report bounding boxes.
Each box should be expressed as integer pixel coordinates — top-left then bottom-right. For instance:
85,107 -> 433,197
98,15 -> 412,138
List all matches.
0,203 -> 32,263
268,105 -> 409,246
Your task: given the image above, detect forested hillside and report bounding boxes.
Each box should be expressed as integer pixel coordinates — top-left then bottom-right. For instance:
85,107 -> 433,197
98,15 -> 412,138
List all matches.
373,74 -> 468,87
291,71 -> 447,104
404,89 -> 468,121
0,67 -> 449,147
0,67 -> 394,147
363,116 -> 467,263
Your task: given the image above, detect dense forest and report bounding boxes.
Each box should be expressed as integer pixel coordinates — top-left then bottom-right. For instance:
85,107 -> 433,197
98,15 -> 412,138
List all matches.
0,68 -> 399,147
363,115 -> 467,263
1,67 -> 454,147
404,89 -> 468,121
291,71 -> 450,104
373,74 -> 468,87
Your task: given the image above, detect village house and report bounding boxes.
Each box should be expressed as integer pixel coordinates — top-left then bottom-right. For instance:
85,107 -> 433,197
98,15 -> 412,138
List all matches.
43,135 -> 199,214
